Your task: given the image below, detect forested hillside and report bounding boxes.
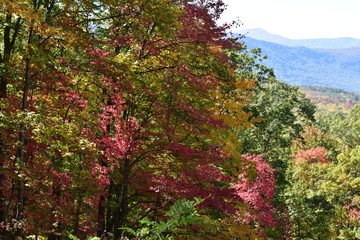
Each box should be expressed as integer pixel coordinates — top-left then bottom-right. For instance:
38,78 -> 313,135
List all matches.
300,85 -> 360,114
243,37 -> 360,93
0,1 -> 359,240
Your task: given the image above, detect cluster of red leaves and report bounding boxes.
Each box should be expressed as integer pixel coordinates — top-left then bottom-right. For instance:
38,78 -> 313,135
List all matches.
233,154 -> 277,227
294,147 -> 330,164
344,199 -> 360,225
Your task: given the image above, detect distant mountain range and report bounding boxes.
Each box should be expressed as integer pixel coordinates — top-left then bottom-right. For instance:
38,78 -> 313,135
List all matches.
238,28 -> 360,49
238,29 -> 360,93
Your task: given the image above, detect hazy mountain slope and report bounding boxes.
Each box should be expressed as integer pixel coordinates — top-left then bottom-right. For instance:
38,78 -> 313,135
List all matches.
238,28 -> 291,45
243,37 -> 360,93
238,28 -> 360,49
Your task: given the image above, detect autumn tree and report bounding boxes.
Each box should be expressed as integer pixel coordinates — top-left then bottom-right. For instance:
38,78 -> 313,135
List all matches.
1,0 -> 112,238
232,44 -> 316,238
286,126 -> 360,239
316,102 -> 360,148
1,0 -> 278,239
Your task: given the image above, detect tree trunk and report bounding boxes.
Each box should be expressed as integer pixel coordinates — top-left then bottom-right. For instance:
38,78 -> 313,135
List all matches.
16,55 -> 31,221
97,195 -> 106,237
15,22 -> 33,239
105,181 -> 114,233
0,14 -> 21,229
113,158 -> 130,239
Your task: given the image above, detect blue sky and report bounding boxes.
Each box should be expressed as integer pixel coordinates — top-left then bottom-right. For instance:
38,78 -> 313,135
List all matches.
220,0 -> 360,39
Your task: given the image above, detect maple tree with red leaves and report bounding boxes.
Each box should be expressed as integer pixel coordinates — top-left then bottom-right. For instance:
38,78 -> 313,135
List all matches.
0,0 -> 279,239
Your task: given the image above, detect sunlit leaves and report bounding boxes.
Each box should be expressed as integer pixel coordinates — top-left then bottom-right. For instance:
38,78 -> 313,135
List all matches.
0,0 -> 280,238
286,127 -> 360,239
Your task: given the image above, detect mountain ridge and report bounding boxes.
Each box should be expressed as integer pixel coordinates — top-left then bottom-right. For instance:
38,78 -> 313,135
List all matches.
242,37 -> 360,93
238,28 -> 360,49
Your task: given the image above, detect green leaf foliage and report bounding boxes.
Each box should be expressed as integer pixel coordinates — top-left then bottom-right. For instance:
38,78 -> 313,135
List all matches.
121,198 -> 209,240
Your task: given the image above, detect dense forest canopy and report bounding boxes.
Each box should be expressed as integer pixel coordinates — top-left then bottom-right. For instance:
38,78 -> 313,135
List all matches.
0,0 -> 359,239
